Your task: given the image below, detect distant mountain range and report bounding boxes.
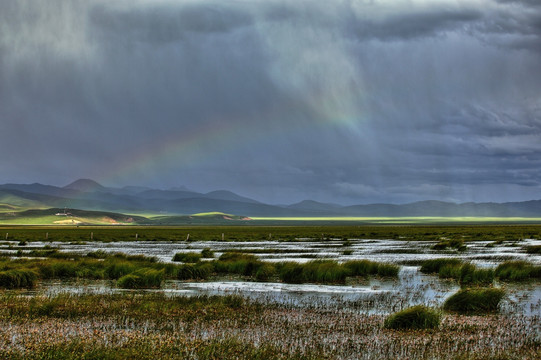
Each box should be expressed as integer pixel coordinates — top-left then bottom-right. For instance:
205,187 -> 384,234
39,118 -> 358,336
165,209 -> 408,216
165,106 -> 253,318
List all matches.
1,179 -> 541,218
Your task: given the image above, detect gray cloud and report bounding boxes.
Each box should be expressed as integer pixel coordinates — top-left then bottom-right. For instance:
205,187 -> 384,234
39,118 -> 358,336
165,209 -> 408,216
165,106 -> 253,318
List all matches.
496,0 -> 541,7
345,7 -> 482,41
1,0 -> 541,204
89,3 -> 253,44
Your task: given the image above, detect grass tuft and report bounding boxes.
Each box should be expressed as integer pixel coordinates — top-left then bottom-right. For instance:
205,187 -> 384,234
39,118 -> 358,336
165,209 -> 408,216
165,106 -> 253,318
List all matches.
443,288 -> 505,313
201,248 -> 214,258
117,268 -> 164,289
383,305 -> 441,330
343,260 -> 399,277
0,268 -> 38,288
172,252 -> 202,263
420,258 -> 462,274
495,260 -> 541,281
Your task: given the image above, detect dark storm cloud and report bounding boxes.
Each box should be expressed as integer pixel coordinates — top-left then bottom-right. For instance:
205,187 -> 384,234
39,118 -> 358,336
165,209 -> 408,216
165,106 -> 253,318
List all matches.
345,7 -> 482,41
470,0 -> 541,52
89,3 -> 252,44
1,0 -> 541,204
496,0 -> 541,7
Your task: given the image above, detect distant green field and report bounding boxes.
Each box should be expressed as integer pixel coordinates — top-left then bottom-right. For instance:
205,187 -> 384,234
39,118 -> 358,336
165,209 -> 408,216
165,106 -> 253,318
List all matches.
251,216 -> 541,225
0,224 -> 539,242
3,205 -> 541,226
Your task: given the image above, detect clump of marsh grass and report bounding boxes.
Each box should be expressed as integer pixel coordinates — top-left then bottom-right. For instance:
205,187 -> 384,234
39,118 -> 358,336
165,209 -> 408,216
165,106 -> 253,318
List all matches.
214,253 -> 262,277
201,248 -> 214,258
420,259 -> 494,286
443,288 -> 505,314
0,268 -> 38,288
276,259 -> 399,284
86,250 -> 109,259
176,263 -> 213,280
432,238 -> 466,251
278,262 -> 305,284
343,260 -> 399,277
254,263 -> 276,282
172,252 -> 202,263
524,245 -> 541,254
301,260 -> 349,284
117,268 -> 164,289
383,305 -> 441,330
458,263 -> 494,286
420,258 -> 462,274
103,260 -> 138,279
495,260 -> 541,281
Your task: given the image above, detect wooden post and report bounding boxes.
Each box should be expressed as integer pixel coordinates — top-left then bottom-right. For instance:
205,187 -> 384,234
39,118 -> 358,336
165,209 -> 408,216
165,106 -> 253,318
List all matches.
135,233 -> 138,240
46,232 -> 48,240
269,233 -> 272,240
186,234 -> 190,241
222,233 -> 224,241
5,233 -> 8,240
91,232 -> 93,240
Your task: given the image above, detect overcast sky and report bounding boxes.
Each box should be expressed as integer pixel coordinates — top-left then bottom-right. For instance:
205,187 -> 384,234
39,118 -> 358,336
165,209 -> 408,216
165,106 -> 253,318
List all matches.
1,0 -> 540,205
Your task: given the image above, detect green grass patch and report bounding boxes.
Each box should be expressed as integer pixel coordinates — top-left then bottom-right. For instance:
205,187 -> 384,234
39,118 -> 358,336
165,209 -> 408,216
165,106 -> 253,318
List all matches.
254,263 -> 276,281
277,259 -> 399,284
432,238 -> 466,251
443,288 -> 505,314
201,248 -> 214,258
0,268 -> 38,288
298,260 -> 349,284
524,245 -> 541,254
176,263 -> 213,280
343,259 -> 399,277
420,258 -> 463,274
0,224 -> 540,243
420,259 -> 494,286
383,305 -> 441,330
495,261 -> 541,281
117,268 -> 164,289
172,252 -> 202,263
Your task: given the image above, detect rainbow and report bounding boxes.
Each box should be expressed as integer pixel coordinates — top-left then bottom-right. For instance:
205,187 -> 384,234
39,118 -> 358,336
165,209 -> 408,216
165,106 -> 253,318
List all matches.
97,91 -> 367,186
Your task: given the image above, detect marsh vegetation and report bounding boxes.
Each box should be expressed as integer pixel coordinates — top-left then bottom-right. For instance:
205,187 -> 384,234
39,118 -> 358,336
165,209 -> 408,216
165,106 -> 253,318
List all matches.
0,225 -> 539,359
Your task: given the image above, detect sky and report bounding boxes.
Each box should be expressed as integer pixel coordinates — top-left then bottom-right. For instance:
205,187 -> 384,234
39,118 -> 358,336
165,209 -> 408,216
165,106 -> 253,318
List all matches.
1,0 -> 540,205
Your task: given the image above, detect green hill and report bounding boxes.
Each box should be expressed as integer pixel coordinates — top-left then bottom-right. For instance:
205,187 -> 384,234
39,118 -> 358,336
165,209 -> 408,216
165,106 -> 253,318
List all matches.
149,212 -> 252,225
0,191 -> 47,209
0,208 -> 149,225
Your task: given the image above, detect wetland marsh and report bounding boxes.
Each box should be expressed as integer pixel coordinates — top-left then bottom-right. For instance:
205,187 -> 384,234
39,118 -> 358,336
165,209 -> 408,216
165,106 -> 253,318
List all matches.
1,225 -> 540,359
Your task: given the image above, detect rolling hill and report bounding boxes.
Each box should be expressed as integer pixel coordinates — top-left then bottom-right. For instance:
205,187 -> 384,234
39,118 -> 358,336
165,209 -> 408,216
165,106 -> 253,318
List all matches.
1,179 -> 541,224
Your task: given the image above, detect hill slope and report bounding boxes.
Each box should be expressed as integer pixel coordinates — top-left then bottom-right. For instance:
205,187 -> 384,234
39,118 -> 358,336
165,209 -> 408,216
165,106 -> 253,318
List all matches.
1,179 -> 541,219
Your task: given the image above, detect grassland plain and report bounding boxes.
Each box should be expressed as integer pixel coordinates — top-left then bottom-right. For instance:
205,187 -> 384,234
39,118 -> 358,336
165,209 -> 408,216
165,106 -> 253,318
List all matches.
0,224 -> 540,242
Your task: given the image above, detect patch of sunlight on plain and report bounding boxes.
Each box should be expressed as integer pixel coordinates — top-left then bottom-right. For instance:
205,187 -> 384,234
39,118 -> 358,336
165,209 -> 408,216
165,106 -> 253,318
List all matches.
250,216 -> 541,223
